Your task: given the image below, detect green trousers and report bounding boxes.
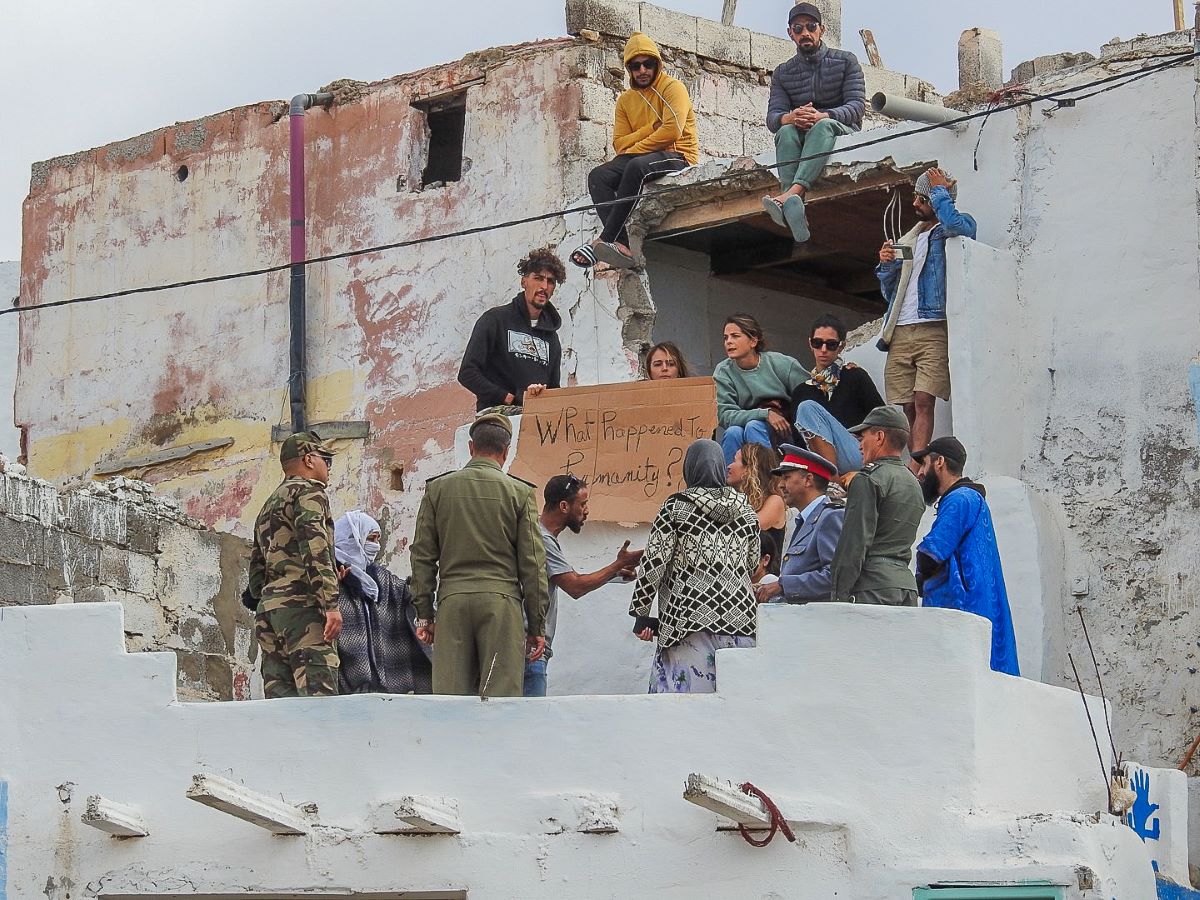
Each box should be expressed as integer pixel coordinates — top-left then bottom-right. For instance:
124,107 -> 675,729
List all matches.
255,606 -> 340,698
433,592 -> 527,697
774,119 -> 855,190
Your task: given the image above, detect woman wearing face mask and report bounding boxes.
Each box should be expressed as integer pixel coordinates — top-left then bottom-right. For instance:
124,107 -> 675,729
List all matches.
333,510 -> 433,694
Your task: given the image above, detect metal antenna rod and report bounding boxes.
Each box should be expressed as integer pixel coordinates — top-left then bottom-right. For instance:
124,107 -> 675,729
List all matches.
1069,651 -> 1115,814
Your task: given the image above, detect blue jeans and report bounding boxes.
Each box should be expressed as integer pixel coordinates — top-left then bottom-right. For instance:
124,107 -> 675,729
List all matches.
794,400 -> 864,473
720,419 -> 773,466
523,658 -> 548,697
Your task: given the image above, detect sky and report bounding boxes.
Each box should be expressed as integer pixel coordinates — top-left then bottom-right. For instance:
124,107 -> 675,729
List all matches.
0,0 -> 1177,261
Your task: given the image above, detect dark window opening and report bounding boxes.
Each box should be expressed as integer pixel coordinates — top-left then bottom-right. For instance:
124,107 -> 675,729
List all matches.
175,165 -> 189,182
413,92 -> 467,188
643,177 -> 921,374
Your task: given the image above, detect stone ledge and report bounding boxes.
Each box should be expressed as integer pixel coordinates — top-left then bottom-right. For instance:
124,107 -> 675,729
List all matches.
565,0 -> 843,69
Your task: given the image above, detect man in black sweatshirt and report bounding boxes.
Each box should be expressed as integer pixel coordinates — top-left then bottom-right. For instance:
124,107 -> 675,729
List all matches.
458,248 -> 566,412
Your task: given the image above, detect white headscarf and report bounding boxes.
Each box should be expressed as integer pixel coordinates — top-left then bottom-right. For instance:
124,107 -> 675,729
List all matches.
334,510 -> 381,602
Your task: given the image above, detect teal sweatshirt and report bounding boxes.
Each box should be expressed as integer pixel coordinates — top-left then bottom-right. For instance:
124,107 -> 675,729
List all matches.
714,351 -> 809,428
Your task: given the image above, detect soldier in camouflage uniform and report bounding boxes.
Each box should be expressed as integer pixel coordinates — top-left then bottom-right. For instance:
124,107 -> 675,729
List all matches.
247,432 -> 343,697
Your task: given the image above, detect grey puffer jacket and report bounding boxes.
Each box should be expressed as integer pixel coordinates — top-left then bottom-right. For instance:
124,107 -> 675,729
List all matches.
767,43 -> 866,132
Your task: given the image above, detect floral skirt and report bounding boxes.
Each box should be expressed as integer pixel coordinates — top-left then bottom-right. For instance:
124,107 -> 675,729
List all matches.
648,630 -> 756,694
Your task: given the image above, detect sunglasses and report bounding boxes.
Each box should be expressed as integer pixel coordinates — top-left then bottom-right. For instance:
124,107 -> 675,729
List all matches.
790,21 -> 821,33
809,338 -> 843,351
626,59 -> 658,72
308,452 -> 333,472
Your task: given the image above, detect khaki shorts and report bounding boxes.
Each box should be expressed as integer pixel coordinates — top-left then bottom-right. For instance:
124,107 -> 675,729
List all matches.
884,321 -> 950,404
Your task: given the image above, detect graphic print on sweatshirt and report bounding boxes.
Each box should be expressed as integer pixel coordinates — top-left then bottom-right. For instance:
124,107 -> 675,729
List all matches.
508,330 -> 549,365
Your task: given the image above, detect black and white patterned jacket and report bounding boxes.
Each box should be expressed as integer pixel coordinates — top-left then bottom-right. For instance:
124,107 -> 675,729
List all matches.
630,487 -> 760,648
767,43 -> 866,132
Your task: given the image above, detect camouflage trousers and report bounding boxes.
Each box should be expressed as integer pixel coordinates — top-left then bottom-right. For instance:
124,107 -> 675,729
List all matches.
255,606 -> 340,698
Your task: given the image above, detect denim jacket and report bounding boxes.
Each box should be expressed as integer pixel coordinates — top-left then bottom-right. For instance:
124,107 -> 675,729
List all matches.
875,187 -> 976,350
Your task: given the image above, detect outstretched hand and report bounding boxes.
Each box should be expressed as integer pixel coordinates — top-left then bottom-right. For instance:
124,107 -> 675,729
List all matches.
615,540 -> 644,570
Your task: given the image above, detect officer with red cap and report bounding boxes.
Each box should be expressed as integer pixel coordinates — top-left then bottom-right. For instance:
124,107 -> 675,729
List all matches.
754,444 -> 845,605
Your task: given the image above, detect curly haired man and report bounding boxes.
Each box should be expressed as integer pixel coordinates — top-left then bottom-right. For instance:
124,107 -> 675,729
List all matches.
458,247 -> 567,412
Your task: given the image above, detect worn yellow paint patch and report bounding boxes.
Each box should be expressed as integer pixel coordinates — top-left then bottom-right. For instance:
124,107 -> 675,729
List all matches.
29,419 -> 134,482
307,369 -> 360,423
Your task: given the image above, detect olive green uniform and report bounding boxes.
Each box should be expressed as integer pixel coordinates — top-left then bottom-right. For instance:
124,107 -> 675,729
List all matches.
248,476 -> 341,697
830,456 -> 924,605
410,457 -> 548,697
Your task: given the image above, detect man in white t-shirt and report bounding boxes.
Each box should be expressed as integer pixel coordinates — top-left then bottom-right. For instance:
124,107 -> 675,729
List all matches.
524,474 -> 645,696
874,168 -> 977,467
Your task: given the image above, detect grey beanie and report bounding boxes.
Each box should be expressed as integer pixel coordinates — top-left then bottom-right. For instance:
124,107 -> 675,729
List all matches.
915,170 -> 958,201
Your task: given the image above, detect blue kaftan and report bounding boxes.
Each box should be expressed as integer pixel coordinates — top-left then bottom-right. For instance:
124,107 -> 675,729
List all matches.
919,483 -> 1020,676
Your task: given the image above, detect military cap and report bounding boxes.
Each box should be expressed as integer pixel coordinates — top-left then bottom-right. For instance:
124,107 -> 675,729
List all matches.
848,405 -> 911,434
911,435 -> 967,468
772,443 -> 838,480
470,412 -> 513,439
279,431 -> 336,463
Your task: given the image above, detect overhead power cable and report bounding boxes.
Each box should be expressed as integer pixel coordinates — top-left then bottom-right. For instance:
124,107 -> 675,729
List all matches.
2,48 -> 1195,320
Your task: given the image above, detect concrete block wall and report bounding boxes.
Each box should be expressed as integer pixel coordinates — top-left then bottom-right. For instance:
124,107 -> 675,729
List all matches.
0,471 -> 253,700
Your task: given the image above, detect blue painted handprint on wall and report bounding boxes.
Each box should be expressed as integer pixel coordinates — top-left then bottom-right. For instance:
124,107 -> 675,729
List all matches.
1126,768 -> 1161,842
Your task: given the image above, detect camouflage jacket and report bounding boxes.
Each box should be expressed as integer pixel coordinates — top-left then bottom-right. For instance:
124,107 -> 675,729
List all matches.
248,477 -> 339,613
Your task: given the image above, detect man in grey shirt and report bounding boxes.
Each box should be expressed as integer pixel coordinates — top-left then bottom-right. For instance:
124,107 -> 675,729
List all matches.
525,474 -> 644,696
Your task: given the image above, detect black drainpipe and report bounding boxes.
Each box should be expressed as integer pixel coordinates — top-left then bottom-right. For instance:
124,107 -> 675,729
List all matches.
288,92 -> 334,434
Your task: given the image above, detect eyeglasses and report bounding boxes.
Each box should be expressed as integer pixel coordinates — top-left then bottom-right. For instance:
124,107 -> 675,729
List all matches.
790,21 -> 821,33
809,338 -> 843,351
914,194 -> 931,204
309,452 -> 333,473
626,59 -> 658,72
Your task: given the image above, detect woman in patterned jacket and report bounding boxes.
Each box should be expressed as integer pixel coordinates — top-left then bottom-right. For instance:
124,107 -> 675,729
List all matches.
630,439 -> 761,693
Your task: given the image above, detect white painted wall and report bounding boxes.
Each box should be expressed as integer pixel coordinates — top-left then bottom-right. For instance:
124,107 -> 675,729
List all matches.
0,601 -> 1159,898
0,260 -> 18,460
814,57 -> 1200,767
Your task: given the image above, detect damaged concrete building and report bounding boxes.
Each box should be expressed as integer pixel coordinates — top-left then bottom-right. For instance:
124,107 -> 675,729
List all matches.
6,0 -> 1200,896
9,0 -> 1200,780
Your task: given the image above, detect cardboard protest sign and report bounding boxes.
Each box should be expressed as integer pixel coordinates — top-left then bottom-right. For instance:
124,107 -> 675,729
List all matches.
509,377 -> 717,523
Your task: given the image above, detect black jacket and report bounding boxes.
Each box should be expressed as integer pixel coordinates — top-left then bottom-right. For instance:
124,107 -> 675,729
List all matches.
790,365 -> 883,431
458,294 -> 562,411
767,43 -> 866,132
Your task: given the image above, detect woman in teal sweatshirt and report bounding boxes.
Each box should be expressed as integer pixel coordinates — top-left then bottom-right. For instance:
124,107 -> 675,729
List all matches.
713,313 -> 809,465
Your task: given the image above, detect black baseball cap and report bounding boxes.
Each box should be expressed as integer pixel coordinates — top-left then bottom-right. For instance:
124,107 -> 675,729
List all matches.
789,3 -> 822,24
910,436 -> 968,469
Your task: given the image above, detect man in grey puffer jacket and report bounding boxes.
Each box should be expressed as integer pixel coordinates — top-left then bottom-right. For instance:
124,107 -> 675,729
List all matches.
763,3 -> 866,244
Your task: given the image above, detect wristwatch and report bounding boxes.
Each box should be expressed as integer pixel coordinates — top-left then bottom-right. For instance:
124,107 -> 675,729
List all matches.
415,618 -> 433,629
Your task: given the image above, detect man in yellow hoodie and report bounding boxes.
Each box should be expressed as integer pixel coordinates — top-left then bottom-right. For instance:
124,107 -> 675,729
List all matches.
572,33 -> 699,270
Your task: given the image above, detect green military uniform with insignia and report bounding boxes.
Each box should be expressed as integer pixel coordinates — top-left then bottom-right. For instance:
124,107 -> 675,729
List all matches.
410,414 -> 548,697
830,407 -> 925,605
247,432 -> 341,697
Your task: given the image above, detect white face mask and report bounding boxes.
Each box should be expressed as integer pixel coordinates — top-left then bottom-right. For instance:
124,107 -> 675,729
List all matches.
364,540 -> 381,562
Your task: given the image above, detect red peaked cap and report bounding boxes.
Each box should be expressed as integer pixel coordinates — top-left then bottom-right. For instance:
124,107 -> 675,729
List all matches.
771,443 -> 838,481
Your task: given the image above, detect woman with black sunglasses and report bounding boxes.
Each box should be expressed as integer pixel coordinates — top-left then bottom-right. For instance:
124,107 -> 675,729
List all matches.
789,314 -> 884,475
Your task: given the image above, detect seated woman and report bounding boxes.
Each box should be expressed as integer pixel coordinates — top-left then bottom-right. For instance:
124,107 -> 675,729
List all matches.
713,313 -> 808,466
643,341 -> 690,380
789,314 -> 884,475
334,510 -> 432,695
726,442 -> 787,576
629,439 -> 760,694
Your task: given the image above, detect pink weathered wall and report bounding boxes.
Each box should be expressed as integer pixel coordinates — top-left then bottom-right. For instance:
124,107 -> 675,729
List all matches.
17,34 -> 777,564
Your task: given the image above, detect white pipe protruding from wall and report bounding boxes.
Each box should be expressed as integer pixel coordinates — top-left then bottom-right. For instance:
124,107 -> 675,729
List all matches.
871,92 -> 961,126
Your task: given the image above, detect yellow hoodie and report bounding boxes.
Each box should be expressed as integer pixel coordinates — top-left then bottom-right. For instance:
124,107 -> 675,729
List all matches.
613,33 -> 699,166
